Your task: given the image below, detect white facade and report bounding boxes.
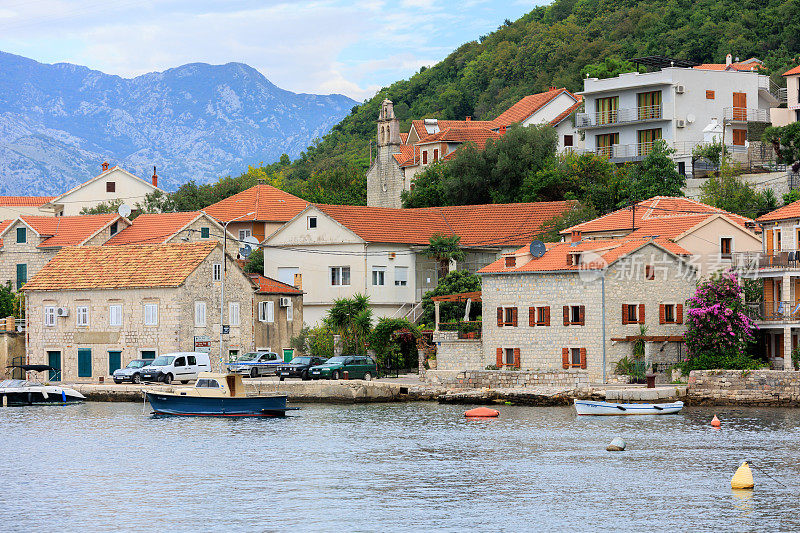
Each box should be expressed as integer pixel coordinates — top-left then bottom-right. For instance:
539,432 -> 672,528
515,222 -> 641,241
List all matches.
771,71 -> 800,127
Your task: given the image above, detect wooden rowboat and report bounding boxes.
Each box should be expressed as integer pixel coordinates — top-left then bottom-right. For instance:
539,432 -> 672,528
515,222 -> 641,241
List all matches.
574,399 -> 683,415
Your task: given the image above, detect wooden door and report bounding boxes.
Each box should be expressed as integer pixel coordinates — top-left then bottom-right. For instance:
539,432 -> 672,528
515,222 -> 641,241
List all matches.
764,279 -> 774,318
766,227 -> 774,254
733,92 -> 747,120
48,351 -> 61,382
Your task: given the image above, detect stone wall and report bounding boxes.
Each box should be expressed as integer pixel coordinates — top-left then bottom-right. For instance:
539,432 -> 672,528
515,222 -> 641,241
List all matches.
432,331 -> 483,371
688,370 -> 800,405
425,369 -> 589,389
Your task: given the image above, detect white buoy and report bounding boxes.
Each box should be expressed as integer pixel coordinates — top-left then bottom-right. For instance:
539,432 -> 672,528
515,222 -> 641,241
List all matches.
607,437 -> 626,451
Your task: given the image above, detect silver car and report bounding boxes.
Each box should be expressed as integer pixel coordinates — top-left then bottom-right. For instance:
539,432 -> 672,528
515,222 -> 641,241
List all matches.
112,359 -> 151,384
227,351 -> 282,378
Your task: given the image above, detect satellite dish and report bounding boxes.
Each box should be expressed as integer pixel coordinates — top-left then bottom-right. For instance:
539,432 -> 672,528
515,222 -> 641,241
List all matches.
239,236 -> 260,258
117,203 -> 132,218
529,240 -> 546,258
686,113 -> 696,124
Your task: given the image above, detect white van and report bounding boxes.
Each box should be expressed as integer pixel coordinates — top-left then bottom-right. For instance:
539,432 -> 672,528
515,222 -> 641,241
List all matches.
139,352 -> 212,384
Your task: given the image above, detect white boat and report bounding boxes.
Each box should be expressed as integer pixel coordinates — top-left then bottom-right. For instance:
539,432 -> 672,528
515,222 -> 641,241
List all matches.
1,365 -> 85,406
574,399 -> 683,415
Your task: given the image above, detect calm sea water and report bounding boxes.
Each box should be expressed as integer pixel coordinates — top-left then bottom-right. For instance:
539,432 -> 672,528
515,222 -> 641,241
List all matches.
1,401 -> 799,532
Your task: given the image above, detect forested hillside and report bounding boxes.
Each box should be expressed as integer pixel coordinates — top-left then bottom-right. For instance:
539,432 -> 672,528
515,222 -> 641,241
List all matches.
165,0 -> 800,208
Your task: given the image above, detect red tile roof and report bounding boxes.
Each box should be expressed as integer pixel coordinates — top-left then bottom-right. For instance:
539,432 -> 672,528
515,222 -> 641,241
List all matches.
247,273 -> 303,295
756,199 -> 800,222
392,144 -> 421,167
784,65 -> 800,77
479,237 -> 690,274
105,211 -> 201,245
22,242 -> 219,291
561,197 -> 753,236
4,214 -> 122,248
314,202 -> 575,247
0,196 -> 54,207
203,184 -> 308,223
415,126 -> 501,149
550,97 -> 583,126
694,58 -> 762,72
400,132 -> 409,144
492,88 -> 580,127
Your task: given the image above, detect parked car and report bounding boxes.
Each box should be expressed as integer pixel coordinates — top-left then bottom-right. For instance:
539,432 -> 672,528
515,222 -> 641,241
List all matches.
275,356 -> 328,381
112,359 -> 151,384
309,355 -> 377,381
140,352 -> 212,384
227,351 -> 283,378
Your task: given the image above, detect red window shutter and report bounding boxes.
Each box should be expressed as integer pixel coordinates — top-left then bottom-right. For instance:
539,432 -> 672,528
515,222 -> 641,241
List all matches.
529,307 -> 536,327
563,305 -> 569,326
513,348 -> 520,369
544,306 -> 550,326
497,307 -> 503,327
496,348 -> 503,367
562,348 -> 569,369
580,348 -> 587,369
579,305 -> 585,326
622,304 -> 628,325
659,304 -> 666,324
638,304 -> 645,324
676,304 -> 684,324
511,307 -> 518,327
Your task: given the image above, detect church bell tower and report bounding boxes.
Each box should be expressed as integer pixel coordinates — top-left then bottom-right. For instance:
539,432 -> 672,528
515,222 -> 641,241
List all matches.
367,99 -> 404,208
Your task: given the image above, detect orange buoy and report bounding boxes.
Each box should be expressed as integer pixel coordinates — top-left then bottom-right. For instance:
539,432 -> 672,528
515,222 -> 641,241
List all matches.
465,407 -> 499,418
711,415 -> 721,427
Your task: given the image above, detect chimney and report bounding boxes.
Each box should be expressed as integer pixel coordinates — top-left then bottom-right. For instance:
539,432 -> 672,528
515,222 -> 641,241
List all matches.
499,125 -> 507,134
726,53 -> 732,66
571,230 -> 582,243
549,86 -> 556,91
465,116 -> 472,121
101,161 -> 109,171
152,166 -> 158,187
294,272 -> 303,290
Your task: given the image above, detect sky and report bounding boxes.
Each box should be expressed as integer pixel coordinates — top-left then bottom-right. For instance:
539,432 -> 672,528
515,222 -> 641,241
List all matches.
0,0 -> 544,101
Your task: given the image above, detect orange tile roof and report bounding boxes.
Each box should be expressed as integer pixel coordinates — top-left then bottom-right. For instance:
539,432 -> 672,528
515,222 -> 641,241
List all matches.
0,220 -> 11,247
479,237 -> 690,274
314,202 -> 574,247
694,58 -> 762,72
756,199 -> 800,222
492,88 -> 580,127
400,132 -> 409,144
561,197 -> 753,236
22,242 -> 219,291
0,196 -> 54,207
105,211 -> 201,245
410,119 -> 496,142
392,144 -> 421,167
247,273 -> 303,295
550,97 -> 583,126
203,184 -> 308,223
784,65 -> 800,76
5,214 -> 121,248
415,126 -> 501,149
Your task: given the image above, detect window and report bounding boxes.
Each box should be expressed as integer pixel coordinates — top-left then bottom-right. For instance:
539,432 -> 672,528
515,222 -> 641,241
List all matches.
677,161 -> 686,176
258,301 -> 275,323
776,229 -> 782,252
422,151 -> 428,164
286,301 -> 293,322
229,302 -> 240,326
664,304 -> 675,323
563,135 -> 574,147
497,307 -> 518,327
110,222 -> 118,235
720,237 -> 732,259
109,305 -> 122,327
174,357 -> 185,367
16,227 -> 26,243
732,129 -> 747,146
188,355 -> 196,365
76,306 -> 89,327
706,90 -> 715,100
330,266 -> 351,286
394,266 -> 408,286
144,303 -> 158,326
106,181 -> 115,192
637,128 -> 662,156
529,306 -> 550,327
563,305 -> 585,326
562,347 -> 586,369
196,378 -> 221,388
637,90 -> 662,120
213,263 -> 222,282
496,347 -> 520,368
44,306 -> 56,327
623,303 -> 643,325
433,149 -> 439,162
372,266 -> 386,286
571,348 -> 582,366
645,265 -> 655,280
201,227 -> 210,239
16,263 -> 27,290
308,216 -> 317,229
505,256 -> 516,268
504,348 -> 515,366
596,133 -> 619,158
194,301 -> 207,327
239,229 -> 252,241
660,303 -> 683,324
596,96 -> 619,125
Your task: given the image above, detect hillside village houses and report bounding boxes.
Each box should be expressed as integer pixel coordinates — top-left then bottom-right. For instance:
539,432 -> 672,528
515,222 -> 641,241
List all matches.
262,201 -> 573,326
249,273 -> 304,357
103,210 -> 235,246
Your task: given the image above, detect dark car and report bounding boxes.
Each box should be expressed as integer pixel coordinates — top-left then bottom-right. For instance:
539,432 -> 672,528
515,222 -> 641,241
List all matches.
275,356 -> 327,381
309,355 -> 377,381
112,359 -> 151,384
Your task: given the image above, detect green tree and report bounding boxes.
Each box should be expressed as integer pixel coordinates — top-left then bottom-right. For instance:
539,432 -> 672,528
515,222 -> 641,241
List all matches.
243,248 -> 263,274
580,57 -> 636,80
764,122 -> 800,168
80,199 -> 123,215
0,282 -> 15,318
539,202 -> 597,242
700,163 -> 777,218
323,294 -> 373,355
368,318 -> 421,370
422,233 -> 466,280
421,270 -> 482,325
628,140 -> 686,202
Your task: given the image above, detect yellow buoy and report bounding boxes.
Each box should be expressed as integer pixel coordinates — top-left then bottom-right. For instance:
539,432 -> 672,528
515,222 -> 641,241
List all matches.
731,461 -> 754,489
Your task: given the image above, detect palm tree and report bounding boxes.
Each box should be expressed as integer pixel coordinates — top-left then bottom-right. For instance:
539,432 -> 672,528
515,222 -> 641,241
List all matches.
324,294 -> 373,354
422,233 -> 466,281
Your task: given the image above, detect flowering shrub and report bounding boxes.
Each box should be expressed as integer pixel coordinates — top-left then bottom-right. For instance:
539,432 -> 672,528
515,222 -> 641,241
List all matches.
682,271 -> 762,370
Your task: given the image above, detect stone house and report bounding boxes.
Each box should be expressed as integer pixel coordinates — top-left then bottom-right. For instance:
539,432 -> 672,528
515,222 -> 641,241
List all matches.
434,237 -> 697,382
22,242 -> 255,381
104,211 -> 235,246
248,274 -> 304,355
0,214 -> 129,290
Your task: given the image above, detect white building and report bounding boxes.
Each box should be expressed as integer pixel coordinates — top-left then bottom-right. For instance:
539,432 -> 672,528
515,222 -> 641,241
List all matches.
770,64 -> 800,127
577,55 -> 783,175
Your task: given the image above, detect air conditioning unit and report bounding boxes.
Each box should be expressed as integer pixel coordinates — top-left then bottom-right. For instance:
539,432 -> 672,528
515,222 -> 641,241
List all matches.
56,307 -> 69,317
279,297 -> 291,307
676,119 -> 686,128
675,85 -> 685,94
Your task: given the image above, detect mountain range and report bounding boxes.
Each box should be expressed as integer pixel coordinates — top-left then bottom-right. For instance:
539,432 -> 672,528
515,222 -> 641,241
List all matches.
0,51 -> 357,195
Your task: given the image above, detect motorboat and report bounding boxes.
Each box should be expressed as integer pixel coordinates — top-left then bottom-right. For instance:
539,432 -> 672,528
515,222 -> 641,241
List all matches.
1,365 -> 86,405
574,399 -> 684,415
145,372 -> 291,417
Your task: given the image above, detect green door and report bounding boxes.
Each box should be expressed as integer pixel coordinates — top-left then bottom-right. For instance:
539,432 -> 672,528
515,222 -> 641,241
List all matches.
283,349 -> 294,362
16,263 -> 27,290
78,349 -> 92,378
108,351 -> 122,375
48,351 -> 61,382
141,350 -> 156,360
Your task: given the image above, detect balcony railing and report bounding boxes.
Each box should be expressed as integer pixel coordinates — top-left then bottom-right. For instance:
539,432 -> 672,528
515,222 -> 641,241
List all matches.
438,320 -> 482,340
748,301 -> 800,322
732,251 -> 800,272
576,105 -> 663,128
723,107 -> 770,122
758,76 -> 788,104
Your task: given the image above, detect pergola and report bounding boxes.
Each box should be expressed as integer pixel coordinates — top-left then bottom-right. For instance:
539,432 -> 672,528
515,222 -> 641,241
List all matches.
431,291 -> 482,330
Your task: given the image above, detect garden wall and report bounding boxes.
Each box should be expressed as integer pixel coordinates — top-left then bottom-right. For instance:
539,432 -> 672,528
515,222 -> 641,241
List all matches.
425,369 -> 589,389
688,370 -> 800,405
432,331 -> 484,371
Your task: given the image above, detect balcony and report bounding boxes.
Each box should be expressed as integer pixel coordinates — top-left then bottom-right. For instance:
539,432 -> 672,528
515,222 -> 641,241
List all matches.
593,140 -> 699,161
723,107 -> 770,123
758,76 -> 787,104
438,320 -> 482,340
732,252 -> 800,273
576,105 -> 664,129
748,301 -> 800,322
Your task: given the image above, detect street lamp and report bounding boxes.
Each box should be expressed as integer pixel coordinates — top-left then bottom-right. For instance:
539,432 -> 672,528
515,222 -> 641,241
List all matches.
202,210 -> 255,372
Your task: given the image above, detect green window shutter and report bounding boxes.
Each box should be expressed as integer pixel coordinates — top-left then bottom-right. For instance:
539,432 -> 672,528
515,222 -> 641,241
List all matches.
78,349 -> 92,378
201,227 -> 210,239
16,264 -> 27,290
16,227 -> 26,243
108,351 -> 122,374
